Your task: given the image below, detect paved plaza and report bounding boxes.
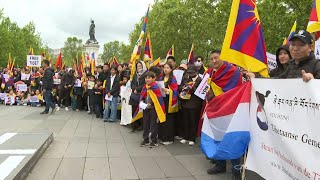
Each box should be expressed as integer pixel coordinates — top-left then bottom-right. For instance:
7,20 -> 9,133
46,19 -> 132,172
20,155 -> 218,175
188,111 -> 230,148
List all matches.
0,105 -> 260,180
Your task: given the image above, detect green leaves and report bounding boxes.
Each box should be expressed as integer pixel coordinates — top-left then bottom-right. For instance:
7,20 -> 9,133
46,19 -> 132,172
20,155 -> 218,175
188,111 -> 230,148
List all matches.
0,10 -> 44,68
125,0 -> 313,64
62,37 -> 83,66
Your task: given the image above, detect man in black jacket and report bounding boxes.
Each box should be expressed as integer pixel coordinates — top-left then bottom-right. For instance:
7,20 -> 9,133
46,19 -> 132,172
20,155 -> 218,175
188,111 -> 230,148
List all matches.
41,60 -> 57,114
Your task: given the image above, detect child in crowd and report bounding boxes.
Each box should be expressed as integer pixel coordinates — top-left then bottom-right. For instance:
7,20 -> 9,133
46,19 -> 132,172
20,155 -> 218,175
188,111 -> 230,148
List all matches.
87,75 -> 95,114
93,78 -> 103,118
120,75 -> 132,125
73,77 -> 83,111
35,89 -> 43,106
5,89 -> 16,105
27,90 -> 40,107
134,71 -> 166,148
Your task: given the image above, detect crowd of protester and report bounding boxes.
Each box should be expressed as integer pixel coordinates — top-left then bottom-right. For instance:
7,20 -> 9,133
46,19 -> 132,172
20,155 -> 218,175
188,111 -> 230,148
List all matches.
1,30 -> 320,180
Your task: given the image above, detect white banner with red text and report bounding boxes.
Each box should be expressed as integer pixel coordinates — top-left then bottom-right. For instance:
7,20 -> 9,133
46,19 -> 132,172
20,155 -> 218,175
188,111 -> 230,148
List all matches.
246,79 -> 320,180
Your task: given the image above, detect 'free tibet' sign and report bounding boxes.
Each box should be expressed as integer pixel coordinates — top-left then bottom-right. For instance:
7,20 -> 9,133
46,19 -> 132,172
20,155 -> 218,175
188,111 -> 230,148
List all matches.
27,55 -> 42,67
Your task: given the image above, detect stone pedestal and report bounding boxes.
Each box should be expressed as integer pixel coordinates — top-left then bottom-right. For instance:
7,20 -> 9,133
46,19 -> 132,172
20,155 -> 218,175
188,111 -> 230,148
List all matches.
83,43 -> 103,65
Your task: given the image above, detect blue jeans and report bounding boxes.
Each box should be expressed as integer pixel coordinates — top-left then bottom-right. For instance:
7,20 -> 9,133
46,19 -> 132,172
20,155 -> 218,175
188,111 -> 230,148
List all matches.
103,97 -> 118,121
44,90 -> 55,112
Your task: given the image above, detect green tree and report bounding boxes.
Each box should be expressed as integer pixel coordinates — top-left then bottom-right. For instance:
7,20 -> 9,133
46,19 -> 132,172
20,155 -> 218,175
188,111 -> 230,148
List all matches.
126,0 -> 313,64
62,37 -> 83,66
102,41 -> 132,63
0,9 -> 44,68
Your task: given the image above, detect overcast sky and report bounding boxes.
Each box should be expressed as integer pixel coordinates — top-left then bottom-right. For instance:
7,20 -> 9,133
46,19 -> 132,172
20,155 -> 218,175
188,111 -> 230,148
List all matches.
0,0 -> 154,50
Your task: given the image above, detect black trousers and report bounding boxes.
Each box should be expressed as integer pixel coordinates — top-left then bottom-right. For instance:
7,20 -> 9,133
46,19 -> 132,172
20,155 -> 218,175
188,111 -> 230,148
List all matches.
59,88 -> 71,107
75,95 -> 83,110
158,113 -> 175,142
181,107 -> 201,142
175,109 -> 184,137
143,108 -> 158,143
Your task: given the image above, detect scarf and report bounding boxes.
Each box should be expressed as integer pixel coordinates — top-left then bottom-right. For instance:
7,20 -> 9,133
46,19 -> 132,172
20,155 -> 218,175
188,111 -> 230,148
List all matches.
132,81 -> 166,123
166,76 -> 179,113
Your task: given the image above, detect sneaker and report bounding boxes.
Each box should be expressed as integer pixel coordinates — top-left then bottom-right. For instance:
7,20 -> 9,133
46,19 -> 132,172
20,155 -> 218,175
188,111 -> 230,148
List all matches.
40,111 -> 48,115
140,140 -> 150,147
207,165 -> 226,175
87,110 -> 90,113
51,106 -> 57,114
36,104 -> 41,107
23,103 -> 27,106
162,141 -> 173,145
65,107 -> 69,111
188,141 -> 195,146
149,142 -> 158,148
180,139 -> 187,144
175,136 -> 182,140
56,107 -> 60,111
76,109 -> 80,112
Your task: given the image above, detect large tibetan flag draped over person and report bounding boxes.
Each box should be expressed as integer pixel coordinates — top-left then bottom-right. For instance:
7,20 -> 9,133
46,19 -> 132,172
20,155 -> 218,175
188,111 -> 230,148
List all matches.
144,32 -> 153,68
130,5 -> 150,80
201,82 -> 251,160
283,21 -> 297,45
132,82 -> 166,123
187,44 -> 194,65
220,0 -> 268,77
55,51 -> 63,68
207,62 -> 243,96
307,0 -> 320,33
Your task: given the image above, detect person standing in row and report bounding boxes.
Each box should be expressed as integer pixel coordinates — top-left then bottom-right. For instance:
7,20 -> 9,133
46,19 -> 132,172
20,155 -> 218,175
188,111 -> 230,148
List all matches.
40,60 -> 57,114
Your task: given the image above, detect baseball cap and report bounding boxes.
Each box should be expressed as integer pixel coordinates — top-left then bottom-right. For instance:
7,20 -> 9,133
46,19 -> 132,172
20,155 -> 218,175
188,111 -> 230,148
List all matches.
289,30 -> 313,44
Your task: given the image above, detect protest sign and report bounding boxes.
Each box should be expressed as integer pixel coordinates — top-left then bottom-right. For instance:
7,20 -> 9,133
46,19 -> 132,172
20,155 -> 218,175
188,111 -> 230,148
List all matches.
17,84 -> 27,92
87,81 -> 94,90
173,70 -> 184,85
267,52 -> 277,71
53,79 -> 61,85
156,81 -> 166,97
246,79 -> 320,180
194,73 -> 210,100
3,74 -> 10,82
0,93 -> 6,100
315,39 -> 320,59
27,55 -> 42,67
21,73 -> 31,81
29,95 -> 39,103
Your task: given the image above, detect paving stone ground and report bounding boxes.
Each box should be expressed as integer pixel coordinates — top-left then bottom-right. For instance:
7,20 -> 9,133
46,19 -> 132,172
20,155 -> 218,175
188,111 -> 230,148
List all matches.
0,105 -> 262,180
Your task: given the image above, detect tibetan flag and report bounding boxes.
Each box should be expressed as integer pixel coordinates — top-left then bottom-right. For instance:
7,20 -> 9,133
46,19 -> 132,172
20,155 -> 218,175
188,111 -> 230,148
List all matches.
41,51 -> 46,58
28,47 -> 34,55
220,0 -> 268,77
7,53 -> 12,70
166,45 -> 174,59
55,50 -> 63,68
130,5 -> 150,64
144,32 -> 153,67
110,56 -> 119,67
187,44 -> 194,65
150,57 -> 161,67
90,52 -> 95,75
201,82 -> 251,160
132,82 -> 166,123
208,62 -> 243,97
307,0 -> 320,33
283,21 -> 297,45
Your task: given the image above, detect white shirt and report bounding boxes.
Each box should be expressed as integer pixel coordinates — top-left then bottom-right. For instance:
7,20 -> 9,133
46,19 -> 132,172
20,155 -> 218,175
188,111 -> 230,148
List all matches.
110,75 -> 116,90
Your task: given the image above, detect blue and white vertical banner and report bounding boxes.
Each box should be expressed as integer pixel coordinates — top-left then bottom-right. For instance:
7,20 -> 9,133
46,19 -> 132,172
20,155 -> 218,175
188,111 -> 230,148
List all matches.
246,79 -> 320,180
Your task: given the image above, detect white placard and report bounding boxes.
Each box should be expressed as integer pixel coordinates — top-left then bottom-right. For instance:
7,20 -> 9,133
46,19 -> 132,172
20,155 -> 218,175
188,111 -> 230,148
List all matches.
173,70 -> 184,85
29,95 -> 39,103
246,79 -> 320,180
3,74 -> 9,82
27,55 -> 42,67
17,84 -> 27,92
156,81 -> 166,97
267,52 -> 277,71
194,73 -> 210,100
4,95 -> 15,104
20,73 -> 30,81
53,79 -> 61,85
105,94 -> 113,101
87,81 -> 94,90
0,93 -> 7,100
139,101 -> 148,110
74,79 -> 82,87
315,39 -> 320,59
